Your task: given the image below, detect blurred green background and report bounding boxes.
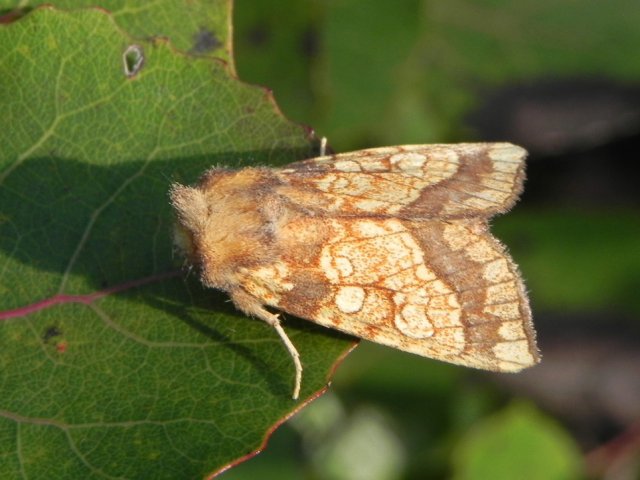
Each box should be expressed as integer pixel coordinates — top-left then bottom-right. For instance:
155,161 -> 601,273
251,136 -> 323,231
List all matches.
226,0 -> 640,479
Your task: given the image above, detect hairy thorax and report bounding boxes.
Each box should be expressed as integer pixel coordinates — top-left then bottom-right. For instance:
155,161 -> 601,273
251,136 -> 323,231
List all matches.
171,167 -> 289,290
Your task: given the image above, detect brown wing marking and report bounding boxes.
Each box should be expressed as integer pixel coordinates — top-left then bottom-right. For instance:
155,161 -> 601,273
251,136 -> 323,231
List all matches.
273,217 -> 538,372
405,218 -> 538,370
273,143 -> 527,219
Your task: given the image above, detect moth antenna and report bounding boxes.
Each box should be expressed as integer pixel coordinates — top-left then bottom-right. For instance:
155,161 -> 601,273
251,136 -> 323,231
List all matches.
271,319 -> 302,400
230,289 -> 303,400
259,312 -> 302,400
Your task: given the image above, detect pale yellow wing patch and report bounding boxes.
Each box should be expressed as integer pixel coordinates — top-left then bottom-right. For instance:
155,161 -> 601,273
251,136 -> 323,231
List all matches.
274,143 -> 526,219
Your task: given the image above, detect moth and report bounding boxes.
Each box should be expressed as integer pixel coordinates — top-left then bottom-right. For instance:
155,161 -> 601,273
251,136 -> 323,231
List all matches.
170,142 -> 539,399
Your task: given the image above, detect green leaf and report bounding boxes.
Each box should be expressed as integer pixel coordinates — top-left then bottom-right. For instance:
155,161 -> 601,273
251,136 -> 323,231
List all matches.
0,7 -> 354,478
452,403 -> 583,480
0,0 -> 232,62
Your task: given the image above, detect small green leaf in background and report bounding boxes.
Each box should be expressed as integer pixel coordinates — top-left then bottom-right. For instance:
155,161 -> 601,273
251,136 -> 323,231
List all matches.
452,402 -> 583,480
0,6 -> 354,479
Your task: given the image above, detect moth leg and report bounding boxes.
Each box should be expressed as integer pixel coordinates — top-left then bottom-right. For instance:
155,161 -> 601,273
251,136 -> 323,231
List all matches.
230,289 -> 302,400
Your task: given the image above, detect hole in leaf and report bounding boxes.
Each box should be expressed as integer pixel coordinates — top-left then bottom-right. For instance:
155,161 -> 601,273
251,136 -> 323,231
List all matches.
123,44 -> 144,77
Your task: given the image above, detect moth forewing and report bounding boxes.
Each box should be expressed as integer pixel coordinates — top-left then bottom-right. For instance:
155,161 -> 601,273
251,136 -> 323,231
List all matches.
170,142 -> 539,400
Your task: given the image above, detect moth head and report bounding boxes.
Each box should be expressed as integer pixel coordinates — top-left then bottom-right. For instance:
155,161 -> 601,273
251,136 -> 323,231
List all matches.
169,169 -> 277,288
169,183 -> 209,262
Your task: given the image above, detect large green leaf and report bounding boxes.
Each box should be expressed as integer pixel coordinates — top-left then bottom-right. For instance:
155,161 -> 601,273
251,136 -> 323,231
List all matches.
0,7 -> 354,478
0,0 -> 233,63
